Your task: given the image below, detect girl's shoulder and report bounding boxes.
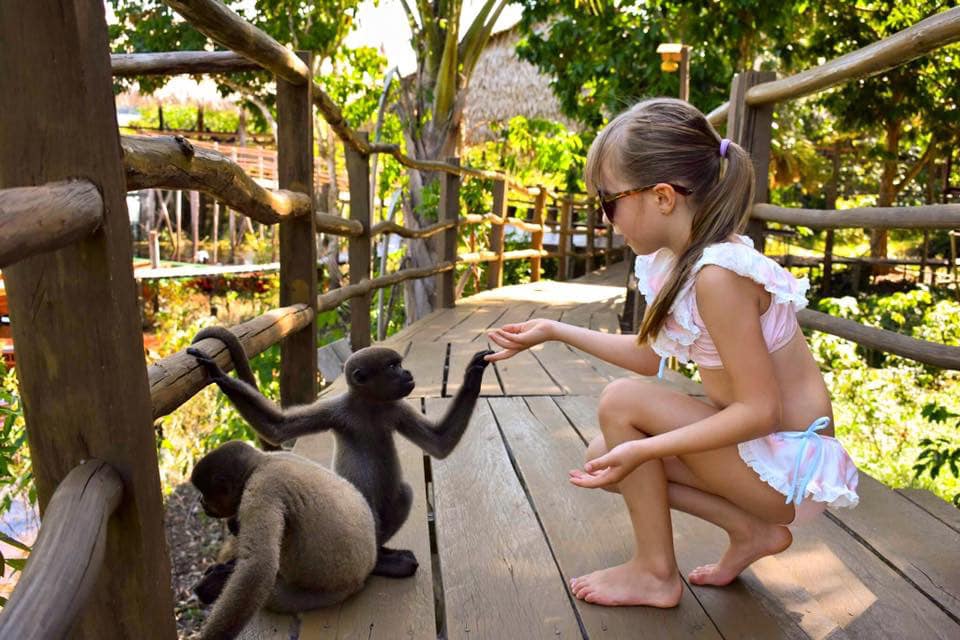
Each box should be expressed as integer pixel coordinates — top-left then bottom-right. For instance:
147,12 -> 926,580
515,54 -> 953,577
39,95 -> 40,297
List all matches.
693,235 -> 809,311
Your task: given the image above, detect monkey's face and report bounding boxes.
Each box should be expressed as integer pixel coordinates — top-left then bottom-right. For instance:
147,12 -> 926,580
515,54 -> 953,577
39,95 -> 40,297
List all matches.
346,348 -> 416,402
198,489 -> 239,519
191,441 -> 256,519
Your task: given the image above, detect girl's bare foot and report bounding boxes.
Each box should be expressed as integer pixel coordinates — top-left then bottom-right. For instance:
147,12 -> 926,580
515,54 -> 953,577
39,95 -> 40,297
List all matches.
570,560 -> 682,607
688,522 -> 792,587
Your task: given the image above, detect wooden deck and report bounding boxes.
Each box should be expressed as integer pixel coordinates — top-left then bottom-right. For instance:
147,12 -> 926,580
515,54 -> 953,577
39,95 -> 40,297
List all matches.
240,260 -> 960,640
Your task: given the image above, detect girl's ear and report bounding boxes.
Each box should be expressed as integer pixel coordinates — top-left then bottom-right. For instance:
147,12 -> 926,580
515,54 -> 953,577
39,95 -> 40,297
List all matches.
653,183 -> 677,214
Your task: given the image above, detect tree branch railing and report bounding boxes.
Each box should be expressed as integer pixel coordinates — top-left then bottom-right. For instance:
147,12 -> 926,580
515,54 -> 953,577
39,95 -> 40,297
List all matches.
0,461 -> 123,640
704,7 -> 960,127
0,180 -> 103,268
752,203 -> 960,229
111,51 -> 260,76
149,304 -> 314,419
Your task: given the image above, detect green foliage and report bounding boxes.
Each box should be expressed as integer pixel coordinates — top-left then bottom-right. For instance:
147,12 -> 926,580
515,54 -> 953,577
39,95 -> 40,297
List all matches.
914,403 -> 960,507
0,363 -> 33,594
808,287 -> 960,507
129,105 -> 245,133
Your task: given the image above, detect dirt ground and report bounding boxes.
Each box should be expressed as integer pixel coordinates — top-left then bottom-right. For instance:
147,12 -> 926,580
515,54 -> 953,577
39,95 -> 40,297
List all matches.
164,482 -> 226,639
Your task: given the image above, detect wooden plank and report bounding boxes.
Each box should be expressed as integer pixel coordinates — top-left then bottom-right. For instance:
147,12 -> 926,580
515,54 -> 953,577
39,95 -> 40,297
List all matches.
493,397 -> 725,639
495,349 -> 564,396
426,398 -> 581,638
827,474 -> 960,618
401,340 -> 449,399
896,488 -> 960,534
298,407 -> 436,640
236,610 -> 297,640
277,50 -> 318,410
551,396 -> 813,639
0,3 -> 177,636
555,395 -> 960,638
444,302 -> 514,398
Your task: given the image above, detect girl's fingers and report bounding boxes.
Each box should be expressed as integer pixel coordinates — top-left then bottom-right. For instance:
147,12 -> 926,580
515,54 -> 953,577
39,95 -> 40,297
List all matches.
569,469 -> 610,488
484,348 -> 517,362
487,331 -> 525,350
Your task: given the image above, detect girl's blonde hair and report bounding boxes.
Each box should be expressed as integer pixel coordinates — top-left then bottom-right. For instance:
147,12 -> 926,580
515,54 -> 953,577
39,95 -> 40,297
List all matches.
584,97 -> 755,345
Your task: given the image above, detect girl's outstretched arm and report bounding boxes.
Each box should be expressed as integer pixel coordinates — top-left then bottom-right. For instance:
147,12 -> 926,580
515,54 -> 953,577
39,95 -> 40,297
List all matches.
571,266 -> 783,488
486,318 -> 661,375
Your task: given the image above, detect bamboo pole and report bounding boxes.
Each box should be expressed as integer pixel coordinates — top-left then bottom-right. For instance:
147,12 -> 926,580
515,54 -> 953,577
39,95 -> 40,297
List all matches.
111,51 -> 260,76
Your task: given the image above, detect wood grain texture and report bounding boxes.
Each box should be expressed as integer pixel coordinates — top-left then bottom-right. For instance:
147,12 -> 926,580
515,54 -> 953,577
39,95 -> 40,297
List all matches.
122,135 -> 312,224
753,203 -> 960,229
799,308 -> 960,370
111,51 -> 260,76
0,180 -> 103,268
427,398 -> 582,638
149,304 -> 314,418
0,461 -> 123,640
346,132 -> 372,350
278,51 -> 318,409
0,2 -> 177,636
895,488 -> 960,534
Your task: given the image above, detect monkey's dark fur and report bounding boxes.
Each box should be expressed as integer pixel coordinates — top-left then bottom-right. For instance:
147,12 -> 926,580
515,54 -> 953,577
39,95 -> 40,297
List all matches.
187,326 -> 492,579
191,440 -> 377,640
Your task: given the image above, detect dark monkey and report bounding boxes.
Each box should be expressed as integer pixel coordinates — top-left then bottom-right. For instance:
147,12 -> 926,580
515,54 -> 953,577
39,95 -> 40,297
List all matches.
187,326 -> 492,578
190,440 -> 377,640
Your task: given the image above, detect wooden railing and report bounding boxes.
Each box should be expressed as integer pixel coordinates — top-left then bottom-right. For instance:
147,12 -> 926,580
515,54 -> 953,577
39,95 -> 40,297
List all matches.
691,6 -> 960,371
4,1 -> 958,636
0,2 -> 620,635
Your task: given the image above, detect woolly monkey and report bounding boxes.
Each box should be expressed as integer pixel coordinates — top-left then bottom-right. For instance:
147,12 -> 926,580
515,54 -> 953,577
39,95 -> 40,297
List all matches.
188,326 -> 492,578
190,440 -> 376,640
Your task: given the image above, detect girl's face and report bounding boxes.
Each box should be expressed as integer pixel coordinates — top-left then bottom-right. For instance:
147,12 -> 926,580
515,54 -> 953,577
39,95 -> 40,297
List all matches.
599,167 -> 677,255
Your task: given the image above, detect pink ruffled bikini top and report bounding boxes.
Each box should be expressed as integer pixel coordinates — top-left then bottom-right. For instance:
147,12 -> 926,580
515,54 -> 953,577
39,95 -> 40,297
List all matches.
634,235 -> 810,368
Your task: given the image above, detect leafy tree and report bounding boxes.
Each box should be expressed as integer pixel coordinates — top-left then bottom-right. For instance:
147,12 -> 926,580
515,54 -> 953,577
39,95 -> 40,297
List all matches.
789,1 -> 960,261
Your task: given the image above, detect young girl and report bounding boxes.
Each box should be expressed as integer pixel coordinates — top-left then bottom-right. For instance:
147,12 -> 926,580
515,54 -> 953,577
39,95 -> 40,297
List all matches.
485,98 -> 859,608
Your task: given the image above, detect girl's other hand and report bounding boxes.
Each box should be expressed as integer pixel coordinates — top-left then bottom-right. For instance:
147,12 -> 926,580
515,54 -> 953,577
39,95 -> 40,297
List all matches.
485,318 -> 556,362
568,440 -> 647,488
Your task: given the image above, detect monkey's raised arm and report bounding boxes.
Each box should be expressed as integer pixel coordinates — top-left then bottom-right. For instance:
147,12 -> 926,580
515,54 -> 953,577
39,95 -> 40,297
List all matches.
199,504 -> 284,640
395,350 -> 492,458
188,348 -> 342,446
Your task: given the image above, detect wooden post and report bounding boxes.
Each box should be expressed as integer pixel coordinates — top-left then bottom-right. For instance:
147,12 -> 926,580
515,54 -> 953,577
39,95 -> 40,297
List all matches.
148,230 -> 160,268
211,202 -> 220,263
229,208 -> 237,263
0,2 -> 176,636
530,187 -> 546,282
558,196 -> 572,281
190,190 -> 200,261
586,206 -> 597,272
605,219 -> 614,267
438,158 -> 460,307
174,191 -> 182,261
487,179 -> 507,289
345,132 -> 372,348
727,71 -> 776,253
679,45 -> 691,102
277,51 -> 318,413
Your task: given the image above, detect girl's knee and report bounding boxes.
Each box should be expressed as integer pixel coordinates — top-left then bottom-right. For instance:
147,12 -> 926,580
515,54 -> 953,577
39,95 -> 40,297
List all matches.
585,435 -> 608,465
597,378 -> 637,424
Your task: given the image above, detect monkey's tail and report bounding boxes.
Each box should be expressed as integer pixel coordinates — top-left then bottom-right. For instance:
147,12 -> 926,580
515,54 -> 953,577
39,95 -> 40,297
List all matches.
191,326 -> 260,390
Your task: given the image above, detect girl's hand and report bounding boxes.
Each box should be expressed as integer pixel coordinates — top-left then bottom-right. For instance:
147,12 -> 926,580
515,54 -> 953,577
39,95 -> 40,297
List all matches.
485,319 -> 557,362
568,440 -> 648,489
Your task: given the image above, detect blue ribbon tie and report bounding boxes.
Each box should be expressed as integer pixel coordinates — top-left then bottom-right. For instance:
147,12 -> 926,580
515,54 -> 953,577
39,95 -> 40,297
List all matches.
657,355 -> 668,380
782,416 -> 831,505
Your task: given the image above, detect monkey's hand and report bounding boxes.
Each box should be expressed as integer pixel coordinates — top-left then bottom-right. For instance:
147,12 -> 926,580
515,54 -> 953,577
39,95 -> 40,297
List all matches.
187,347 -> 228,382
463,350 -> 494,390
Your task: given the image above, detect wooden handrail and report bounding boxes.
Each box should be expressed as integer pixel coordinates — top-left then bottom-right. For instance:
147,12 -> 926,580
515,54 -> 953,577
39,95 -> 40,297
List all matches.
799,309 -> 960,370
747,7 -> 960,107
122,135 -> 312,224
370,219 -> 455,240
0,180 -> 103,268
752,203 -> 960,229
317,262 -> 456,311
459,249 -> 548,265
0,460 -> 123,640
149,304 -> 314,419
111,51 -> 260,76
702,8 -> 959,125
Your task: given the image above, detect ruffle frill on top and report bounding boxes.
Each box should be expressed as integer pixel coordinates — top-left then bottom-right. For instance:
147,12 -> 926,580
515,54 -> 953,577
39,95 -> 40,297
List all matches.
633,234 -> 810,363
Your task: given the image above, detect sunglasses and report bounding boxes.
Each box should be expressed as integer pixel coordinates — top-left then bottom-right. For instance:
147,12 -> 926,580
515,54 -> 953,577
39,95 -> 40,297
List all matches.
596,183 -> 693,224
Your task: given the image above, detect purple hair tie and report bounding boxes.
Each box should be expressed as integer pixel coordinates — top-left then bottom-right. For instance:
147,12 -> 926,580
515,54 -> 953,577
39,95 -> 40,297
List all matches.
719,138 -> 731,158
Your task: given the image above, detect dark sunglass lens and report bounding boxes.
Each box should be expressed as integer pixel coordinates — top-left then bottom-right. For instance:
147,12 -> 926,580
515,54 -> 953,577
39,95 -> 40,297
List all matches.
600,199 -> 616,224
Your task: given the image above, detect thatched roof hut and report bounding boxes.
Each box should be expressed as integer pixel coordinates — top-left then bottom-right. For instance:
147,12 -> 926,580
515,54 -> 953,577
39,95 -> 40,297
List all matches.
464,25 -> 579,144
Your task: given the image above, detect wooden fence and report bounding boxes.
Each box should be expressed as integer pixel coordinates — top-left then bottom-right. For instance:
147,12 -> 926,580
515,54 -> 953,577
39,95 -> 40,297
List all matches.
1,1 -> 959,637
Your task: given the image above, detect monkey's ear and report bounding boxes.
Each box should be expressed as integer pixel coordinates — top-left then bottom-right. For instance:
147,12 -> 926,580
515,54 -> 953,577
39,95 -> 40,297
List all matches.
351,367 -> 369,385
